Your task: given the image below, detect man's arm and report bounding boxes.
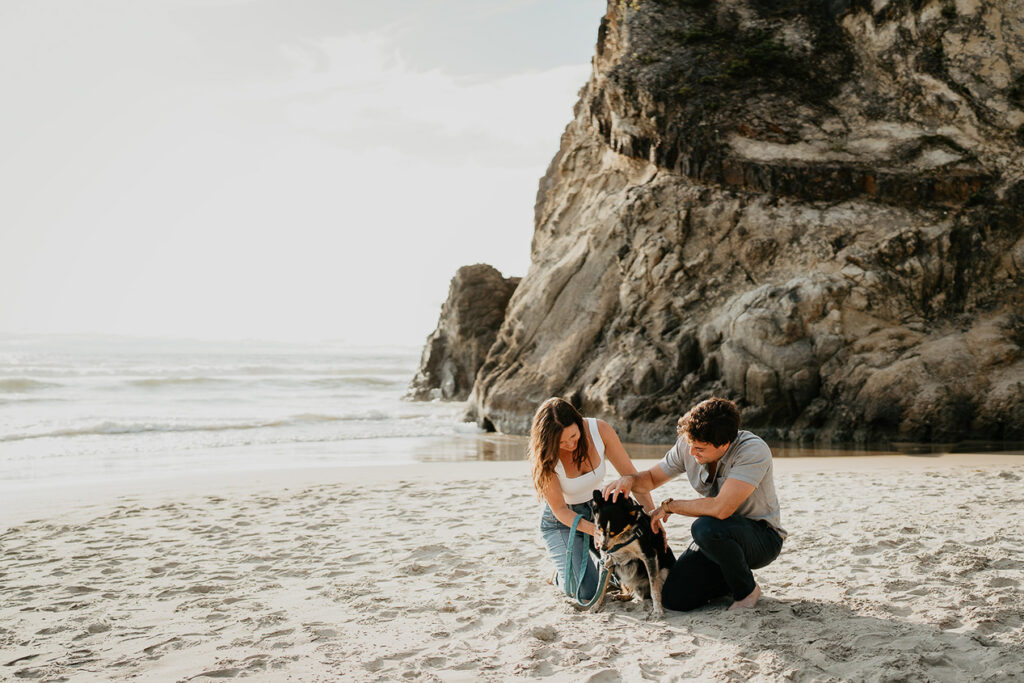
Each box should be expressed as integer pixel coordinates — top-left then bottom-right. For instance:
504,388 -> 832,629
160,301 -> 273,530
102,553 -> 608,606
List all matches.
597,420 -> 657,512
602,464 -> 672,501
653,478 -> 755,525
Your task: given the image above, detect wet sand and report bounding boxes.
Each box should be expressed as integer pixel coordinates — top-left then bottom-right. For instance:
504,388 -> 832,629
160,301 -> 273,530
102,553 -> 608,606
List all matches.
1,450 -> 1022,681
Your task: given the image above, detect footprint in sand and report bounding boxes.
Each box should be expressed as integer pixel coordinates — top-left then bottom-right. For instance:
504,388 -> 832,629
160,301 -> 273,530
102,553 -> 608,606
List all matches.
4,653 -> 42,667
528,625 -> 559,642
986,576 -> 1017,588
303,623 -> 338,642
399,562 -> 435,576
192,666 -> 241,678
404,544 -> 450,562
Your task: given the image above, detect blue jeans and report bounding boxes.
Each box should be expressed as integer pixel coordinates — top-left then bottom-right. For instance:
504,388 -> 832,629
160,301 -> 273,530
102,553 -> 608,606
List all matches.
539,502 -> 600,601
662,514 -> 783,611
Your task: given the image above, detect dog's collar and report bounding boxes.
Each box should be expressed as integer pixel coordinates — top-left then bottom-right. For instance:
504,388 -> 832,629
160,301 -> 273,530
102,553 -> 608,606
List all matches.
602,526 -> 642,555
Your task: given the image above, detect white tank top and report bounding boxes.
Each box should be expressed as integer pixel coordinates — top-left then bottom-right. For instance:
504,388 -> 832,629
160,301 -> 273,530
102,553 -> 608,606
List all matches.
554,418 -> 606,505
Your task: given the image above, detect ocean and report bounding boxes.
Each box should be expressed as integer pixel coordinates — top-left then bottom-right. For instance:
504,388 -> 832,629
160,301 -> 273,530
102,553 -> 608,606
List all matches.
0,335 -> 503,488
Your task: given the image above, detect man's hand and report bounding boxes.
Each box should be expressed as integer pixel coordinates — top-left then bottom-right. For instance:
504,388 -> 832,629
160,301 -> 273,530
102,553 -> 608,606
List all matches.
649,499 -> 672,534
602,475 -> 636,501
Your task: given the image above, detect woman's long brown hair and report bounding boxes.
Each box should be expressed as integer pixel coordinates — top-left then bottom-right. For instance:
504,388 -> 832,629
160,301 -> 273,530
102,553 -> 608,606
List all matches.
529,397 -> 590,497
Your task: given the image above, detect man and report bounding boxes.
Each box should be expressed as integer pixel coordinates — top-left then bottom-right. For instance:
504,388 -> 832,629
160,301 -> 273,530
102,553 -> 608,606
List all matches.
603,397 -> 785,611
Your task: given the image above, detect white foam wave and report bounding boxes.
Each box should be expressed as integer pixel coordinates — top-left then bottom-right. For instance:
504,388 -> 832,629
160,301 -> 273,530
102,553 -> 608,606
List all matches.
0,378 -> 59,393
0,411 -> 401,443
102,375 -> 401,391
453,421 -> 484,434
130,377 -> 231,388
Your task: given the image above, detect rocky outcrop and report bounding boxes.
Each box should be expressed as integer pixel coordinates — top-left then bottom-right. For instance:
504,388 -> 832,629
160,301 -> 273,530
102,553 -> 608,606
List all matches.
463,0 -> 1024,445
408,264 -> 519,401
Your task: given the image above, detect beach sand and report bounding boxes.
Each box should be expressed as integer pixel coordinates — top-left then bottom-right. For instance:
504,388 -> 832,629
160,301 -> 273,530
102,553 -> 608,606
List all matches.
1,453 -> 1023,681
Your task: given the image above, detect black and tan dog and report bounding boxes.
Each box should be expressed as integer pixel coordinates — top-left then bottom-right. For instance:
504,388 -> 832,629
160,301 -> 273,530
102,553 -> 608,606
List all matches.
591,489 -> 675,615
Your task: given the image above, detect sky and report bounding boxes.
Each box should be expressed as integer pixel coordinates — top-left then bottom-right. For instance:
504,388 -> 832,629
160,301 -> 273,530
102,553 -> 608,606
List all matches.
0,0 -> 604,346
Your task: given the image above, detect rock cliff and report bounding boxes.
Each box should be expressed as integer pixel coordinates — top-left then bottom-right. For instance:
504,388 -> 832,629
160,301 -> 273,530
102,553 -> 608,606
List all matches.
455,0 -> 1024,444
408,264 -> 519,401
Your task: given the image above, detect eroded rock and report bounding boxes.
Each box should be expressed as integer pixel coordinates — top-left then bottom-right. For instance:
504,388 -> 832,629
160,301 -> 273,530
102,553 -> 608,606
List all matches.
408,265 -> 519,401
462,0 -> 1024,445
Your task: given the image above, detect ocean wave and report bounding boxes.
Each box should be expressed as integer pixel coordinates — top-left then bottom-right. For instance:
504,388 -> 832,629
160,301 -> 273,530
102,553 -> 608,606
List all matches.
304,376 -> 399,388
224,364 -> 413,377
0,378 -> 59,393
0,363 -> 415,380
0,411 -> 396,443
117,375 -> 401,390
130,377 -> 232,388
265,411 -> 390,426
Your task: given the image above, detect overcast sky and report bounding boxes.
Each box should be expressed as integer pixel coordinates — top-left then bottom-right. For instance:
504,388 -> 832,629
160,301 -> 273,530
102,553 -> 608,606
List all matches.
0,0 -> 603,345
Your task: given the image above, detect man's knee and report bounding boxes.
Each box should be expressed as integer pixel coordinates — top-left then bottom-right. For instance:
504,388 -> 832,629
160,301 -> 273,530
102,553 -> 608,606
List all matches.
661,589 -> 705,612
690,515 -> 725,547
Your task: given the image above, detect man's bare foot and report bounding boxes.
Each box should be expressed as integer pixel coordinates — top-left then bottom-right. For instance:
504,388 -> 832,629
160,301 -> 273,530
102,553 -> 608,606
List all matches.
728,584 -> 761,610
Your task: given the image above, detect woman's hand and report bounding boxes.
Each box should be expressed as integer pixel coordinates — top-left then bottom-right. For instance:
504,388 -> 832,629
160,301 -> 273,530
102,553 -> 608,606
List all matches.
602,475 -> 636,501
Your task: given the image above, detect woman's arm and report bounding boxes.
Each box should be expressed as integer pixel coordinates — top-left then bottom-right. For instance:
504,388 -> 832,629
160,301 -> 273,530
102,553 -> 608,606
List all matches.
597,419 -> 657,513
542,476 -> 598,536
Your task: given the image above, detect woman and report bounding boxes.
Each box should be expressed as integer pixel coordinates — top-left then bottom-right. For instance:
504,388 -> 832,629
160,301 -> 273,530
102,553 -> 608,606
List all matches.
531,397 -> 656,600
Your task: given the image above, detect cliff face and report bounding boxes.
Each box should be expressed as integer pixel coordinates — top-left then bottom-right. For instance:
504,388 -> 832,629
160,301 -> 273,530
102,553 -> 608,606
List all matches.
465,0 -> 1024,444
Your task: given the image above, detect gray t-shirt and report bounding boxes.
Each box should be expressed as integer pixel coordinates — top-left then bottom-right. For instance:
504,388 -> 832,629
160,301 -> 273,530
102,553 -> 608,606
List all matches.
659,430 -> 786,538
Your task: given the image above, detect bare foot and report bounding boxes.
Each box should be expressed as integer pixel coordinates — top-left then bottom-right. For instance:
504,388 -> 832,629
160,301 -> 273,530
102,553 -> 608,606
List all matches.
728,584 -> 761,610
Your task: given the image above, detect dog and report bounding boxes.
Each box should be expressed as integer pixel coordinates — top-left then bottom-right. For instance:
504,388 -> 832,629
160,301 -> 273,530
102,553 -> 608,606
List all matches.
591,489 -> 675,615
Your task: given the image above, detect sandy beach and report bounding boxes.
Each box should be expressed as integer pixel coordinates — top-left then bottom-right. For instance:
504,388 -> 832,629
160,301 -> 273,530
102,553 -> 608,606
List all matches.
2,452 -> 1023,681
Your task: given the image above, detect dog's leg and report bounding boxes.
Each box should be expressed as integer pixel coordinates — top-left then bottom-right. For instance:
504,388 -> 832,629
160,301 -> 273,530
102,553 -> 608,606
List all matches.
613,586 -> 634,601
644,557 -> 664,617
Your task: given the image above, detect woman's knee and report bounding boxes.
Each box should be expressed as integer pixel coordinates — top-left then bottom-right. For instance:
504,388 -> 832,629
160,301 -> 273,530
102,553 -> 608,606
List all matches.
564,565 -> 599,601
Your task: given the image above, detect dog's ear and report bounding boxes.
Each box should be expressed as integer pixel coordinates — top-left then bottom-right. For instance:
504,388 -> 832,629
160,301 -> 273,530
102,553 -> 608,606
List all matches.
592,490 -> 603,504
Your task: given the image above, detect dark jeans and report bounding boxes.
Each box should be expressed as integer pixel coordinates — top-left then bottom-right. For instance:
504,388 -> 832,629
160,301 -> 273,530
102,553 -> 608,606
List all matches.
662,514 -> 783,611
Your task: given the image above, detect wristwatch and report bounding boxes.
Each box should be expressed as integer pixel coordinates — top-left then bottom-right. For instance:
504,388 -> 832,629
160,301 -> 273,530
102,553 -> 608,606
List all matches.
659,498 -> 674,515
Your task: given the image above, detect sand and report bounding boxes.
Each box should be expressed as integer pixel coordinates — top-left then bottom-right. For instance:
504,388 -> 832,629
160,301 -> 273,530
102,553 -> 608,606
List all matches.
1,453 -> 1022,681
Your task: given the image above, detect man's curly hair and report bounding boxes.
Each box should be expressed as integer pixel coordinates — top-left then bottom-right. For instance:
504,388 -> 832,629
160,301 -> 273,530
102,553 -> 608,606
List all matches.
677,397 -> 740,447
